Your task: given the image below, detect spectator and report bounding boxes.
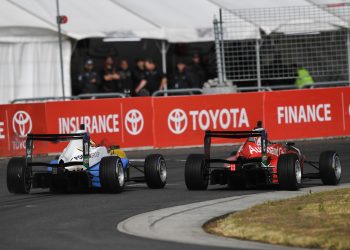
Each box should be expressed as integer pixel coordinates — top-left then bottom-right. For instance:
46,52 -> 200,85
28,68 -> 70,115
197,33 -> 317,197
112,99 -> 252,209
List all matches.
117,59 -> 134,96
170,60 -> 193,89
135,59 -> 167,96
78,59 -> 100,94
295,65 -> 314,89
101,56 -> 120,92
132,58 -> 145,88
189,53 -> 205,88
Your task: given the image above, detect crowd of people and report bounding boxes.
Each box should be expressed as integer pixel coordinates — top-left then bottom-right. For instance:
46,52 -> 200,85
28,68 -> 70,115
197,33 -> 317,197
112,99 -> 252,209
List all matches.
77,54 -> 206,96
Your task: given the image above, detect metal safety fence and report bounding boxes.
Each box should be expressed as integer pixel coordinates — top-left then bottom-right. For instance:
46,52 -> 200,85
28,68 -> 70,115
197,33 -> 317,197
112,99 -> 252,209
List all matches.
11,92 -> 126,104
214,4 -> 350,89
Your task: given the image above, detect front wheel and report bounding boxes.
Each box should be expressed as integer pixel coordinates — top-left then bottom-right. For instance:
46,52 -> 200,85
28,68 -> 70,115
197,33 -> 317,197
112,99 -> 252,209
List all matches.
144,154 -> 167,189
7,157 -> 31,194
319,151 -> 341,185
99,156 -> 125,193
185,154 -> 209,190
277,154 -> 302,190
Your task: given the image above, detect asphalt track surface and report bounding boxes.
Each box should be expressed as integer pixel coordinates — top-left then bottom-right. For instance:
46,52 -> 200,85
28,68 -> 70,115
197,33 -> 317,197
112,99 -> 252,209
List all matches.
0,138 -> 349,250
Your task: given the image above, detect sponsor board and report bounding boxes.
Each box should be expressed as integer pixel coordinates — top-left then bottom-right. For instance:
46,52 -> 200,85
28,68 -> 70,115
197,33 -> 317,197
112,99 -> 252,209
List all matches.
45,97 -> 153,151
342,87 -> 350,134
153,93 -> 263,147
45,99 -> 123,151
0,106 -> 9,155
5,103 -> 47,155
0,87 -> 349,157
121,97 -> 153,147
264,88 -> 345,140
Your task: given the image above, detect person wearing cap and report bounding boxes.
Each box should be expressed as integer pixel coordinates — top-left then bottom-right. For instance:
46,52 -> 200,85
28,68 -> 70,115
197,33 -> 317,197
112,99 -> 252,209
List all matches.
170,60 -> 193,90
189,53 -> 206,88
101,56 -> 121,93
134,59 -> 167,96
78,59 -> 101,94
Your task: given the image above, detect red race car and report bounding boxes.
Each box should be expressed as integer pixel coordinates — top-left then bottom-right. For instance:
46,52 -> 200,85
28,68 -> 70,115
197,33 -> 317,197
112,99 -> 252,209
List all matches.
185,121 -> 341,190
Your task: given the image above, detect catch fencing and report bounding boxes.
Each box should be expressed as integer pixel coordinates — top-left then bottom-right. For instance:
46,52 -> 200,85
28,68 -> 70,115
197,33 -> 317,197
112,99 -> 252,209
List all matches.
214,4 -> 350,89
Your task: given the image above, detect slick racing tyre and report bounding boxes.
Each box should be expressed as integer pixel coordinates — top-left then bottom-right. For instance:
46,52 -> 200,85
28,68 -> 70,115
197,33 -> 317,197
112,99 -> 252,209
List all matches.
7,157 -> 31,194
277,153 -> 302,190
185,154 -> 209,190
319,151 -> 341,185
144,154 -> 167,189
100,156 -> 125,193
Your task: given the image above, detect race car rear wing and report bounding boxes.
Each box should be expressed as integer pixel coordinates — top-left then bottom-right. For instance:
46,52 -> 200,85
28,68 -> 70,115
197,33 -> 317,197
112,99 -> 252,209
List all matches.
26,132 -> 90,169
204,128 -> 268,165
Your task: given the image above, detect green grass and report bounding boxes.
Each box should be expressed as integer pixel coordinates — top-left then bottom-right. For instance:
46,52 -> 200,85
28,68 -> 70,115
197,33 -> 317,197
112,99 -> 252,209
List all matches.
204,188 -> 350,250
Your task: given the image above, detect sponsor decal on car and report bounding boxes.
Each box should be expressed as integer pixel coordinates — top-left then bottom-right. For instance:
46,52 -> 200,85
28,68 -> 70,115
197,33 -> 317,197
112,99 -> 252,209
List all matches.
70,151 -> 100,161
248,145 -> 285,156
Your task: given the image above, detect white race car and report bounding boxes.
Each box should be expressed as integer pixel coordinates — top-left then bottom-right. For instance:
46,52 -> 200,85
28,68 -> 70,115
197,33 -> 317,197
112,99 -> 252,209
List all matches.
7,126 -> 167,194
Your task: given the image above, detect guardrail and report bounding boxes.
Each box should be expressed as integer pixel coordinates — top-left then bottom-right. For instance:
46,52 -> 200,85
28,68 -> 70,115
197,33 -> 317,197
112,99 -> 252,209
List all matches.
77,92 -> 126,99
11,92 -> 126,104
236,81 -> 349,92
10,81 -> 348,103
10,96 -> 77,104
152,88 -> 203,96
236,86 -> 273,92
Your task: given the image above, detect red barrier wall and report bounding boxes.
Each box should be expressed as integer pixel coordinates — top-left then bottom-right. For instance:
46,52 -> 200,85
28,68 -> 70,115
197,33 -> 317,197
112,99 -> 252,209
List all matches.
264,88 -> 346,140
152,92 -> 263,147
0,87 -> 349,157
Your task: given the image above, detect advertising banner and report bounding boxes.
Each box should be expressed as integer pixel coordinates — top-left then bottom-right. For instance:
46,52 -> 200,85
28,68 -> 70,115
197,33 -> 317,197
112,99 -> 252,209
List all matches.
5,103 -> 47,155
45,99 -> 122,152
152,92 -> 264,147
120,97 -> 154,148
0,105 -> 9,156
264,88 -> 345,140
341,87 -> 350,134
45,97 -> 153,152
0,87 -> 349,157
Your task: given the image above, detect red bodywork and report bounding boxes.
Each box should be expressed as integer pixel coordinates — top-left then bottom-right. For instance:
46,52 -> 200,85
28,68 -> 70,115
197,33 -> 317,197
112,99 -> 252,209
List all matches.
226,138 -> 304,184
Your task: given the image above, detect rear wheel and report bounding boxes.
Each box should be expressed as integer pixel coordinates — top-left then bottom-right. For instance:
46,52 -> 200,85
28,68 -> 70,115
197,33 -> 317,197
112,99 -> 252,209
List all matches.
144,154 -> 167,189
319,151 -> 341,185
100,156 -> 125,193
277,154 -> 302,190
7,157 -> 31,194
185,154 -> 209,190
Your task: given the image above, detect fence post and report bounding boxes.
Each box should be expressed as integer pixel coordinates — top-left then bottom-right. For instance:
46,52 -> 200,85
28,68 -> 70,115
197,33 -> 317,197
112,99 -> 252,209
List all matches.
255,39 -> 262,91
219,9 -> 226,84
56,0 -> 65,99
214,16 -> 224,85
160,40 -> 168,95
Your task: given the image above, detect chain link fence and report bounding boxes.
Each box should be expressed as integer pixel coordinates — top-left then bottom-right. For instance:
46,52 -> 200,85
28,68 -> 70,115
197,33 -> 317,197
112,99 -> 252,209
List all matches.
214,4 -> 350,89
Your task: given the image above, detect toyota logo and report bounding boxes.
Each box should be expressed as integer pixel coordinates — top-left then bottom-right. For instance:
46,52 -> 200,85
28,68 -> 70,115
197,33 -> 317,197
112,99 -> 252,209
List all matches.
12,111 -> 32,138
125,109 -> 144,135
168,109 -> 188,134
